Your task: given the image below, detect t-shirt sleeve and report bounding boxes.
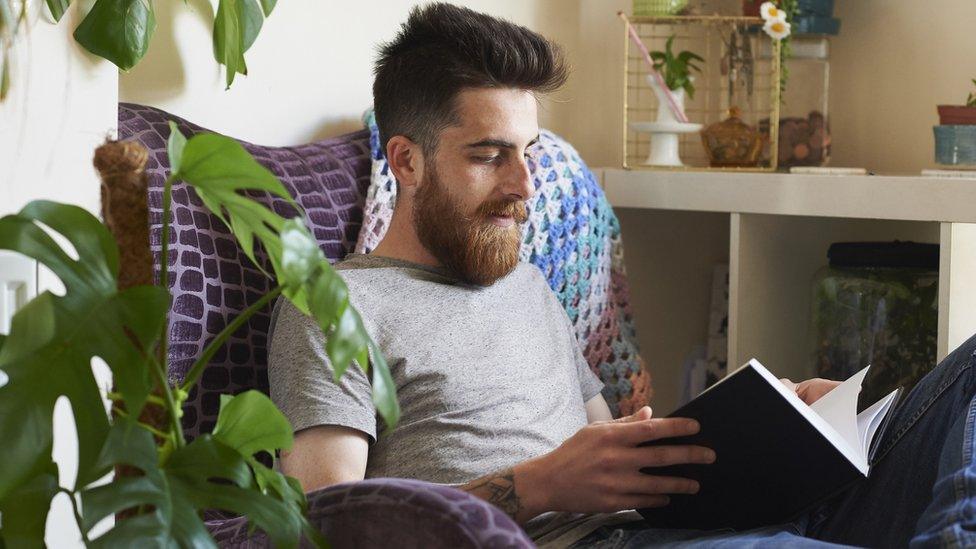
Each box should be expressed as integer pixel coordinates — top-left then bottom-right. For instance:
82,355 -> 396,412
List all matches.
541,272 -> 604,403
569,319 -> 605,402
267,298 -> 377,442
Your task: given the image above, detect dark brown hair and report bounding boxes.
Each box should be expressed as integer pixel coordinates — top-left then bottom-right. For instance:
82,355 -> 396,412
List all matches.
372,3 -> 567,157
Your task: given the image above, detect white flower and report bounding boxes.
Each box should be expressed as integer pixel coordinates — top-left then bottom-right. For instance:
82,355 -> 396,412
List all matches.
763,18 -> 792,40
760,2 -> 787,22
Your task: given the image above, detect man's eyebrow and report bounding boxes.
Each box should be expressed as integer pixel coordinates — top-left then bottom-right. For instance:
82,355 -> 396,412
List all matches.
465,135 -> 541,149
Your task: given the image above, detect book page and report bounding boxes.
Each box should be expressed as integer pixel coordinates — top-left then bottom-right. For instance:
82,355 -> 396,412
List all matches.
810,366 -> 871,463
856,388 -> 901,456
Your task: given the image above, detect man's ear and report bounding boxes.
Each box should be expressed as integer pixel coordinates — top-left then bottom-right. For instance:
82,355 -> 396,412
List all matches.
385,135 -> 424,190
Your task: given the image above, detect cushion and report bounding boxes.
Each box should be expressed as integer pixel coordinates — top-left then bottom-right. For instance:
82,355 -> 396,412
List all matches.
118,103 -> 372,439
357,112 -> 652,417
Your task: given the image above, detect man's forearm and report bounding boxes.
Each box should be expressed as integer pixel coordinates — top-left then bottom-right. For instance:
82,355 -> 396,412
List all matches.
459,457 -> 549,524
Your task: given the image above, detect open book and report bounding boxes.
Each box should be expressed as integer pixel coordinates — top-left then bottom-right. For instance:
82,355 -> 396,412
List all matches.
637,359 -> 902,530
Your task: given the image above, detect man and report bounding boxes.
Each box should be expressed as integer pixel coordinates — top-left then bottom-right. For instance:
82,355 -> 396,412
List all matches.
269,4 -> 976,547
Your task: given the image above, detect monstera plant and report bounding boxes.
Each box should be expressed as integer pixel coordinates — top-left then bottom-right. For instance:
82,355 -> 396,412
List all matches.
0,0 -> 274,101
0,122 -> 399,546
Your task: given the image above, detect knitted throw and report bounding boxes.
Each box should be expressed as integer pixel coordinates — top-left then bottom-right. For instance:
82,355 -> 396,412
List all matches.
356,113 -> 652,417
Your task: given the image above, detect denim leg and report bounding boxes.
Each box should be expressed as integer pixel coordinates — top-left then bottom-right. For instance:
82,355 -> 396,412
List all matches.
909,392 -> 976,547
570,517 -> 849,549
807,333 -> 976,548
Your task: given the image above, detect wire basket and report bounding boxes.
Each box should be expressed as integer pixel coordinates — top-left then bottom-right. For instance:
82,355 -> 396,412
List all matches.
622,14 -> 781,171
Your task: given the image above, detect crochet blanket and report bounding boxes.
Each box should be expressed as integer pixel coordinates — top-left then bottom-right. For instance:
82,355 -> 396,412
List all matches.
356,113 -> 652,417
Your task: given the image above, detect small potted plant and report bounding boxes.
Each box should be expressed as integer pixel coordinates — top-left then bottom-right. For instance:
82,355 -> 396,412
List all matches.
629,35 -> 705,166
937,79 -> 976,125
649,35 -> 704,107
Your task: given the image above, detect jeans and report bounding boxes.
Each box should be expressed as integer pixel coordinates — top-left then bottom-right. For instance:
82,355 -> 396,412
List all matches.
571,334 -> 976,548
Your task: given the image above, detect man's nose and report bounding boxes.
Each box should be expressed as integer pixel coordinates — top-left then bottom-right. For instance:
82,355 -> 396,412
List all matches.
504,156 -> 535,201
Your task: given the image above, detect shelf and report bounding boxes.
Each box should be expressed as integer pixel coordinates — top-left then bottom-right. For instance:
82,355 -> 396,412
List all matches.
597,167 -> 976,414
598,168 -> 976,223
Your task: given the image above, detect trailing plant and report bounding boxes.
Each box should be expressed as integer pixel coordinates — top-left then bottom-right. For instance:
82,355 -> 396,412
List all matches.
0,0 -> 275,101
967,79 -> 976,108
0,122 -> 400,546
649,35 -> 704,99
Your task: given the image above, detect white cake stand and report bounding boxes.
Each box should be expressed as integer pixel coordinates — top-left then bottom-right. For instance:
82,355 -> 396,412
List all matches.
630,121 -> 703,167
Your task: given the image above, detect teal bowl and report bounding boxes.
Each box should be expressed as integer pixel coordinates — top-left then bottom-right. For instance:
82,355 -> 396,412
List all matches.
934,125 -> 976,166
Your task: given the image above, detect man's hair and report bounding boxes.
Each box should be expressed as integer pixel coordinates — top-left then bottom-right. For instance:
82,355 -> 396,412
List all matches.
373,3 -> 567,157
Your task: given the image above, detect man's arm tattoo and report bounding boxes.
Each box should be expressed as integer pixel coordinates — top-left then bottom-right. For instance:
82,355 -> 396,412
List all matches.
462,467 -> 524,520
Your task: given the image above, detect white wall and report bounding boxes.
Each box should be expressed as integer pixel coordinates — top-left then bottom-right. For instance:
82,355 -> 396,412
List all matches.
119,0 -> 582,145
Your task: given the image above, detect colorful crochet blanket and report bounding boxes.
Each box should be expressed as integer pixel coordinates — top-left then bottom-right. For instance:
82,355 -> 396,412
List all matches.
356,113 -> 652,417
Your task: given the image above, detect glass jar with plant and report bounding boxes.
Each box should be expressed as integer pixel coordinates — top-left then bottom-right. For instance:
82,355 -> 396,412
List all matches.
0,122 -> 399,547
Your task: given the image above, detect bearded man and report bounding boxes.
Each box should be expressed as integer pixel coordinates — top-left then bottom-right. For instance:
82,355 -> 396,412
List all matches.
268,4 -> 976,548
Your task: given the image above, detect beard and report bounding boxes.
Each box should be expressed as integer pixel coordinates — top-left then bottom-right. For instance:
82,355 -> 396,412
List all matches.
412,162 -> 528,287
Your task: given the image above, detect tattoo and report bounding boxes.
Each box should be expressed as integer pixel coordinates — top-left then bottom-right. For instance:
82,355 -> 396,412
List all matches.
463,467 -> 523,520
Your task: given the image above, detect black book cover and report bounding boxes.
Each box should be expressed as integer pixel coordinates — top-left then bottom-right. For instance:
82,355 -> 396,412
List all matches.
637,364 -> 863,530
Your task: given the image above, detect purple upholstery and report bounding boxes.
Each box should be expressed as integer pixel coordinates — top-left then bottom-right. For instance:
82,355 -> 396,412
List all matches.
206,479 -> 533,548
118,103 -> 372,440
118,103 -> 534,547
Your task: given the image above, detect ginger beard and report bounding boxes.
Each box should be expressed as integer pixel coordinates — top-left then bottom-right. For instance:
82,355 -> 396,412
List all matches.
413,160 -> 528,286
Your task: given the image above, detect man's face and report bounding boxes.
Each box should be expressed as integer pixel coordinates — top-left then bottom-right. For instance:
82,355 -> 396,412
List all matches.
412,87 -> 539,286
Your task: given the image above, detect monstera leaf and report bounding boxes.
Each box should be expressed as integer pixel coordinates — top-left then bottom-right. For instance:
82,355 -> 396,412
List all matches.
168,122 -> 400,427
0,201 -> 168,523
77,393 -> 322,547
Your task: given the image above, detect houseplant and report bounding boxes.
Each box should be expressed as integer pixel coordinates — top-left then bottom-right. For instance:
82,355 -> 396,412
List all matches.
937,79 -> 976,125
632,35 -> 704,166
1,0 -> 275,101
0,122 -> 399,546
649,34 -> 703,101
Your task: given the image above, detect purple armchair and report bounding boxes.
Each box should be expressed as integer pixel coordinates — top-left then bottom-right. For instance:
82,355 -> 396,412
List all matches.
117,103 -> 534,548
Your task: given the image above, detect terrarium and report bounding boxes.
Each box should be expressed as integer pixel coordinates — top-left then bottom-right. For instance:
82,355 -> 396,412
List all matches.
809,242 -> 939,410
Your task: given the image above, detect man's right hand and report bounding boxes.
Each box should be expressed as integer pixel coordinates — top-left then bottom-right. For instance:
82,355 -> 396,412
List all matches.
511,406 -> 715,521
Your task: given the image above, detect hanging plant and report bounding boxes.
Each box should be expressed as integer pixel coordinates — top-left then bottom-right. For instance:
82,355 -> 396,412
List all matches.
0,0 -> 277,101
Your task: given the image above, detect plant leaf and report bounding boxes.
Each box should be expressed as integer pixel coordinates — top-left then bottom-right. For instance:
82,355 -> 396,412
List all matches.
167,121 -> 186,175
0,202 -> 168,503
212,390 -> 293,457
240,0 -> 263,53
45,0 -> 71,22
213,0 -> 266,89
0,465 -> 58,545
73,0 -> 156,71
259,0 -> 275,16
169,129 -> 400,431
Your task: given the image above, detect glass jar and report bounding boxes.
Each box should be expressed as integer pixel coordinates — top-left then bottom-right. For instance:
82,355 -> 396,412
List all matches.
809,242 -> 939,408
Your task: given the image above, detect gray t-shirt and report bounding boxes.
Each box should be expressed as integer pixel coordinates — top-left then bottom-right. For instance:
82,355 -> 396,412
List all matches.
268,253 -> 633,544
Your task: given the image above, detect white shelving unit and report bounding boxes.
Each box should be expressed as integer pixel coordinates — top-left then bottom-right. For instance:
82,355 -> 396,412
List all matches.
596,168 -> 976,414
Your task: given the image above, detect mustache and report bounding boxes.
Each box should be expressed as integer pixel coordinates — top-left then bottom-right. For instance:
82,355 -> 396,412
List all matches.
476,199 -> 528,224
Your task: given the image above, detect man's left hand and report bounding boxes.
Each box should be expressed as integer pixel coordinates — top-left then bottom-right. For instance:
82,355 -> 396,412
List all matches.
779,377 -> 842,405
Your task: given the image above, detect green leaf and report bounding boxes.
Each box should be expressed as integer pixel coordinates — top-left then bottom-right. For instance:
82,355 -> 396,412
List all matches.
280,218 -> 324,289
1,51 -> 9,101
213,0 -> 266,89
212,391 -> 293,457
73,0 -> 156,71
368,341 -> 400,428
44,0 -> 71,22
0,465 -> 58,546
167,121 -> 186,174
0,202 -> 167,502
259,0 -> 275,16
240,0 -> 263,53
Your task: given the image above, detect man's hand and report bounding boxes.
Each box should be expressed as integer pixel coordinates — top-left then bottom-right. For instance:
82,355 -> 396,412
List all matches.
489,406 -> 714,523
780,377 -> 842,405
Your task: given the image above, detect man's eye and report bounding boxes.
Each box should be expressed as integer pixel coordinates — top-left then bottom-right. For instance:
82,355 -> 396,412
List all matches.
476,156 -> 500,164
